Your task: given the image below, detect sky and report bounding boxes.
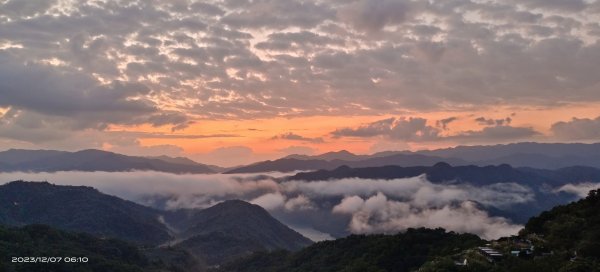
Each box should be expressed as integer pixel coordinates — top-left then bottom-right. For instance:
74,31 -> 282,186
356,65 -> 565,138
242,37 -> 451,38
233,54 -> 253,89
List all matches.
1,0 -> 600,166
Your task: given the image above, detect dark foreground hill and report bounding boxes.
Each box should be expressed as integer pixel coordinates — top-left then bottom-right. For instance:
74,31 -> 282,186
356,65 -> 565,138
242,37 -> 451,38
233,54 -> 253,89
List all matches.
169,200 -> 312,265
0,224 -> 203,272
220,228 -> 484,272
0,181 -> 312,265
0,224 -> 161,272
0,181 -> 171,245
0,149 -> 215,174
419,189 -> 600,272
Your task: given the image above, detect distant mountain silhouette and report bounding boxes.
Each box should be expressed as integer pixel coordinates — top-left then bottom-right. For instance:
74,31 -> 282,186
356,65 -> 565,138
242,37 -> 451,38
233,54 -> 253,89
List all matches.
285,150 -> 366,161
246,142 -> 600,172
225,158 -> 338,173
0,149 -> 68,165
0,149 -> 215,174
0,181 -> 312,265
226,154 -> 466,174
287,163 -> 597,187
147,155 -> 230,172
415,142 -> 600,169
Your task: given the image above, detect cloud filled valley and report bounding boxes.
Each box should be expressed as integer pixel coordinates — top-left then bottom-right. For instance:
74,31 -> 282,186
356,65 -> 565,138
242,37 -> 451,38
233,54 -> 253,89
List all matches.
2,170 -> 594,240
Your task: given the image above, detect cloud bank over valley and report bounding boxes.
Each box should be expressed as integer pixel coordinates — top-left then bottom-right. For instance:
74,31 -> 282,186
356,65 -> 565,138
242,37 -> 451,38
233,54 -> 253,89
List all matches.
2,171 -> 595,240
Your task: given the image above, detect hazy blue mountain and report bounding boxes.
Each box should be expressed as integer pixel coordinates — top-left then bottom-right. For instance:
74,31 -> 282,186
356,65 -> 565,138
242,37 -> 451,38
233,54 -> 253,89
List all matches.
225,158 -> 338,173
147,155 -> 229,172
0,181 -> 172,245
0,149 -> 215,174
272,142 -> 600,171
285,150 -> 366,161
415,142 -> 600,169
345,153 -> 467,168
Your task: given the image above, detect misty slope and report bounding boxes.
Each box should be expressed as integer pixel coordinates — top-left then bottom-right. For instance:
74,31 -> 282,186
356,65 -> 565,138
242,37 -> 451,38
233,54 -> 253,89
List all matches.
0,181 -> 313,265
167,200 -> 313,265
226,153 -> 466,174
0,181 -> 172,245
523,189 -> 600,255
220,228 -> 483,272
0,149 -> 215,174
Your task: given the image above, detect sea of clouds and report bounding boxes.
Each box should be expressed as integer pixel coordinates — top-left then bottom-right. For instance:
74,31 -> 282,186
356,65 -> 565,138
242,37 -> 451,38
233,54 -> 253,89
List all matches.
1,171 -> 597,240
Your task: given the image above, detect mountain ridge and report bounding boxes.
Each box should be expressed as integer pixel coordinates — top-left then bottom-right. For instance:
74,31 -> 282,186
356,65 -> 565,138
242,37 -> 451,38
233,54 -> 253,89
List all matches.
0,149 -> 215,174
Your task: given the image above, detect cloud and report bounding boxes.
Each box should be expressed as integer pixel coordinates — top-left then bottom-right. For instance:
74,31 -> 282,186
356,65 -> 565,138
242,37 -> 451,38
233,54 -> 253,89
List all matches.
436,117 -> 458,130
331,117 -> 440,141
551,116 -> 600,140
517,0 -> 588,12
0,52 -> 191,133
449,126 -> 540,143
338,0 -> 414,32
332,116 -> 539,143
334,193 -> 522,240
250,192 -> 286,210
284,195 -> 316,211
272,132 -> 324,143
1,0 -> 600,149
0,171 -> 541,240
0,0 -> 57,17
474,117 -> 512,126
255,31 -> 344,52
555,183 -> 600,198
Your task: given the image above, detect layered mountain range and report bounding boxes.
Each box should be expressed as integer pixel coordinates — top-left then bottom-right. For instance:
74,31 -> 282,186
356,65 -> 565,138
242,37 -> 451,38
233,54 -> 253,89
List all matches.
4,142 -> 600,174
227,142 -> 600,173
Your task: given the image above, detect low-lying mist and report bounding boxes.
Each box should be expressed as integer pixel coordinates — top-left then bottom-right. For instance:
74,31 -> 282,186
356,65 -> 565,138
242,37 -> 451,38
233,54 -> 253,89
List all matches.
1,171 -> 594,240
